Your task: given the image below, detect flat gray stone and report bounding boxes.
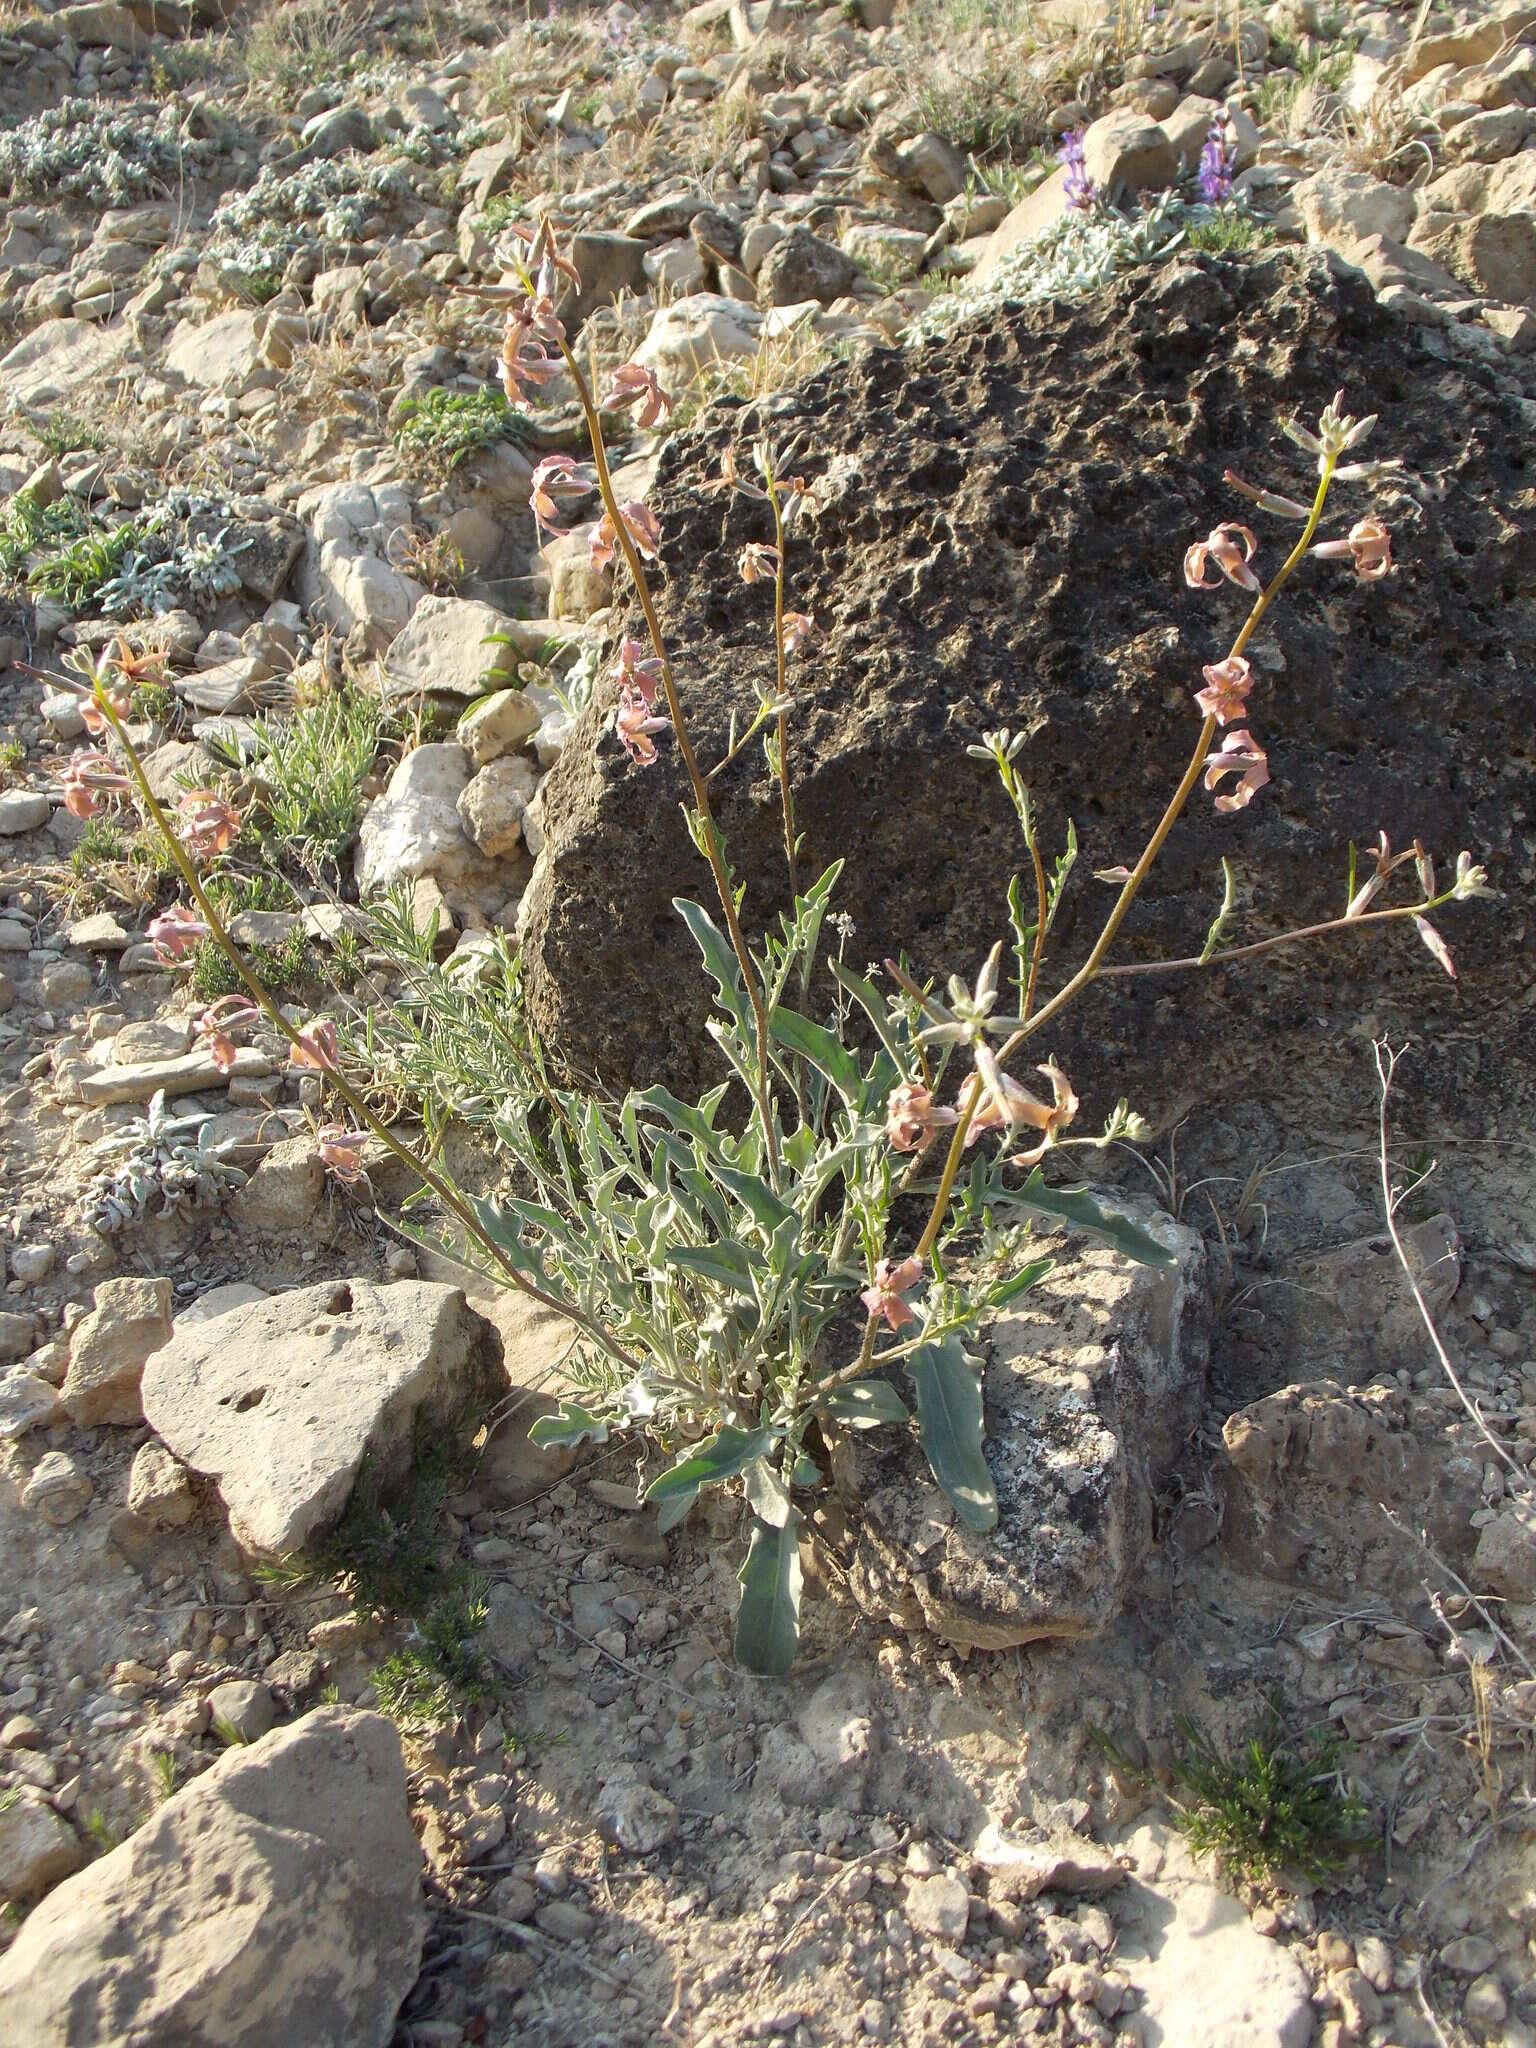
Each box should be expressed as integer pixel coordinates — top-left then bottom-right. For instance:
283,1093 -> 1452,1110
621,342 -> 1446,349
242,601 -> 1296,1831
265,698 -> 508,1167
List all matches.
0,1709 -> 425,2047
0,791 -> 50,835
76,1047 -> 272,1107
141,1279 -> 503,1556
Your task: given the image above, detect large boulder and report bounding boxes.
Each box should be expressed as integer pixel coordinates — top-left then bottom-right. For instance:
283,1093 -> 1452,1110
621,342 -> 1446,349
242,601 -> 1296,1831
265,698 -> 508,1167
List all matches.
0,1709 -> 425,2048
140,1279 -> 503,1556
519,251 -> 1534,1139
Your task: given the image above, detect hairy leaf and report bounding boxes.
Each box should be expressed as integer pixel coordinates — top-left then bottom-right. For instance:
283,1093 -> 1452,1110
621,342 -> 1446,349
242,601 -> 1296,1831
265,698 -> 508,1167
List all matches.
734,1509 -> 804,1675
675,897 -> 748,1031
1009,1170 -> 1177,1268
819,1378 -> 911,1429
645,1425 -> 780,1537
906,1333 -> 997,1533
528,1401 -> 610,1449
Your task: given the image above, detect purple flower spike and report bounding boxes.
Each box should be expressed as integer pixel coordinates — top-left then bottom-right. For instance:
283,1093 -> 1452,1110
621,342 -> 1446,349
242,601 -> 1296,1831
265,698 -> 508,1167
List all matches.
1058,127 -> 1096,211
1199,116 -> 1236,206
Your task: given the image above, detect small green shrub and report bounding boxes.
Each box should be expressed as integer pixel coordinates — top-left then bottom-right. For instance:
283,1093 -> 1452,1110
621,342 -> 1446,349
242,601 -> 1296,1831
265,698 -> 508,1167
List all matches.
393,386 -> 527,470
1169,1712 -> 1374,1881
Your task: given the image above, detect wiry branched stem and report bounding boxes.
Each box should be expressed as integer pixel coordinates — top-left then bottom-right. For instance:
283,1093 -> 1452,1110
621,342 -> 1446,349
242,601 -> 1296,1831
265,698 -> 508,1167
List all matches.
909,456 -> 1341,1263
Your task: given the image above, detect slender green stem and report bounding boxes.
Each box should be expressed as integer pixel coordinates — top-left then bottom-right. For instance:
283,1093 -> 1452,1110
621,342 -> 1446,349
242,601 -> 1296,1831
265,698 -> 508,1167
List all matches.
94,692 -> 642,1375
764,467 -> 797,903
565,345 -> 781,1182
1023,823 -> 1048,1023
1095,891 -> 1460,978
909,458 -> 1339,1265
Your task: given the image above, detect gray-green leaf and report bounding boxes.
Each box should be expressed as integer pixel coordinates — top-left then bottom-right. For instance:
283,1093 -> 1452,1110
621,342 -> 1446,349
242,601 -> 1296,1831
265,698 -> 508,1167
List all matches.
906,1332 -> 997,1533
818,1379 -> 911,1430
734,1509 -> 804,1675
1010,1169 -> 1177,1268
527,1401 -> 610,1450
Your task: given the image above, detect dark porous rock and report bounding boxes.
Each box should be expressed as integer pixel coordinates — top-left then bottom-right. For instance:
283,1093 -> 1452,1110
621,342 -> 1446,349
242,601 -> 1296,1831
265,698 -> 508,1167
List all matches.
521,250 -> 1536,1141
833,1203 -> 1209,1649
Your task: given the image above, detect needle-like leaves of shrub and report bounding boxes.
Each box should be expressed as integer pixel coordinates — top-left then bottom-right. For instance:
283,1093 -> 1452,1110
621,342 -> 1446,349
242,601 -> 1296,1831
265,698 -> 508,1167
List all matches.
734,1509 -> 804,1675
646,1423 -> 780,1533
1008,1169 -> 1178,1268
906,1332 -> 997,1533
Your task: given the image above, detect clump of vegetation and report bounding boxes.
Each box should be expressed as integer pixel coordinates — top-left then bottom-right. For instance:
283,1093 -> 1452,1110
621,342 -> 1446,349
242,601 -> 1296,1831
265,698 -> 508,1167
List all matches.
392,386 -> 529,471
238,0 -> 365,102
233,686 -> 387,881
0,489 -> 91,586
1168,1712 -> 1374,1881
372,1579 -> 494,1730
189,925 -> 309,1002
35,412 -> 104,458
93,221 -> 1493,1681
0,96 -> 222,206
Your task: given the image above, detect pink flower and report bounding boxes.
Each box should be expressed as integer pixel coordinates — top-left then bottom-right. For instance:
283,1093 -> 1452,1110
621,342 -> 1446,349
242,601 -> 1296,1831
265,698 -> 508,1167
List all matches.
1184,523 -> 1261,594
499,305 -> 561,407
699,449 -> 764,501
176,789 -> 241,861
616,634 -> 664,709
885,1081 -> 959,1153
528,454 -> 593,542
196,997 -> 259,1073
1193,653 -> 1253,726
589,501 -> 661,572
601,362 -> 673,430
1413,915 -> 1457,981
1203,729 -> 1271,814
965,1055 -> 1079,1164
860,1254 -> 924,1333
290,1017 -> 339,1072
737,542 -> 781,586
615,687 -> 670,766
317,1125 -> 369,1185
1309,516 -> 1392,581
147,905 -> 210,962
79,683 -> 132,737
782,612 -> 822,657
58,750 -> 130,820
1345,829 -> 1422,918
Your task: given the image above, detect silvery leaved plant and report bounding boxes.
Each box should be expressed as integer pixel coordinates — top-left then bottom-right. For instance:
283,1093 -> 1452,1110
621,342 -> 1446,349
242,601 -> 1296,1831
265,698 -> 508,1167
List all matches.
81,225 -> 1492,1675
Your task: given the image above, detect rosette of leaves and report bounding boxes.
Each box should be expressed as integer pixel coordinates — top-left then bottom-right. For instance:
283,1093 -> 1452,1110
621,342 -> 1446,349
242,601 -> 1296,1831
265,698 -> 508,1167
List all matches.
406,862 -> 1174,1675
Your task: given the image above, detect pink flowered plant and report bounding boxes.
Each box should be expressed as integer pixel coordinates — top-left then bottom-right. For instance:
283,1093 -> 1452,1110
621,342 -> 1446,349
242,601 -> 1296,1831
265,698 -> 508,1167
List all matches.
1203,729 -> 1271,814
147,905 -> 210,962
196,997 -> 259,1074
1184,523 -> 1261,593
1193,654 -> 1253,726
860,1254 -> 924,1332
601,362 -> 673,431
590,501 -> 661,571
317,1126 -> 369,1185
58,751 -> 131,821
289,1017 -> 339,1072
737,542 -> 780,586
528,454 -> 594,543
884,1080 -> 958,1153
176,790 -> 242,862
781,612 -> 823,657
1310,516 -> 1392,580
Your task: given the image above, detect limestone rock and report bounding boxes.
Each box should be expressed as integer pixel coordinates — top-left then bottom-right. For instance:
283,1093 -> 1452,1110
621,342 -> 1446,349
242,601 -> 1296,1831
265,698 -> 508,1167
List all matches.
1080,109 -> 1179,197
518,254 -> 1531,1137
906,1872 -> 970,1940
355,743 -> 507,913
632,293 -> 765,396
127,1441 -> 199,1529
1472,1505 -> 1536,1602
593,1769 -> 680,1854
971,169 -> 1073,286
61,1276 -> 173,1428
1118,1828 -> 1313,2047
0,320 -> 132,408
229,1135 -> 326,1235
380,594 -> 525,706
459,686 -> 541,766
893,132 -> 969,204
0,1798 -> 83,1903
140,1279 -> 503,1556
208,1680 -> 276,1744
758,228 -> 859,306
163,310 -> 264,391
458,754 -> 537,857
1292,167 -> 1414,253
0,1709 -> 425,2048
22,1451 -> 93,1525
837,1205 -> 1208,1648
0,1372 -> 63,1439
972,1823 -> 1126,1899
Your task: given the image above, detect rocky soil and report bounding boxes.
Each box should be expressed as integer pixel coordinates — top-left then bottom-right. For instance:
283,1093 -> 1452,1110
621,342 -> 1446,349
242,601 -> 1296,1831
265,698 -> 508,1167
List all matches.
1,0 -> 1534,2044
